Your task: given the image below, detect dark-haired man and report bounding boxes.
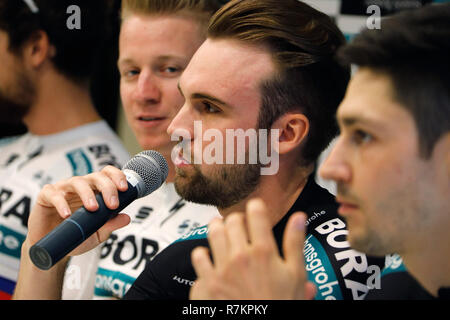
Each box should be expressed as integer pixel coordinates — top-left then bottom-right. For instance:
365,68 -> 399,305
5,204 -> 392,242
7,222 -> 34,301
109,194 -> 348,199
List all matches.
14,0 -> 384,300
321,3 -> 450,300
0,0 -> 129,299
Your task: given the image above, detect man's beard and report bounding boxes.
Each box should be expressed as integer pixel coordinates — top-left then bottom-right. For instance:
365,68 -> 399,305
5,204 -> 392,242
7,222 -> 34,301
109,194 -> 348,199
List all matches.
0,71 -> 35,124
174,161 -> 261,210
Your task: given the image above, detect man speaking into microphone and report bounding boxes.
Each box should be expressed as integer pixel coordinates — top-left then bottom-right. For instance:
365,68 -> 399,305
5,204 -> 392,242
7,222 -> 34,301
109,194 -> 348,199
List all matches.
13,0 -> 385,300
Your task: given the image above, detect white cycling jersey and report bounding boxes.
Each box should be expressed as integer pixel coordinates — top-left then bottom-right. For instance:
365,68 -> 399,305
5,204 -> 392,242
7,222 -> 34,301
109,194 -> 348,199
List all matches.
63,182 -> 220,300
0,120 -> 130,299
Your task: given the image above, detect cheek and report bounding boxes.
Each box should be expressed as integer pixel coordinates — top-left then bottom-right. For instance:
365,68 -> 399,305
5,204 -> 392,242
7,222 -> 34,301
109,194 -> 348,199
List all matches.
0,68 -> 17,96
356,150 -> 412,197
120,84 -> 134,116
361,160 -> 418,228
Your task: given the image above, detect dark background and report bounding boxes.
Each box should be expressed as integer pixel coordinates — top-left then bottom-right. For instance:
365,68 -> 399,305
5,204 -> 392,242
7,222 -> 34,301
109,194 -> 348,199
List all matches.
0,0 -> 122,138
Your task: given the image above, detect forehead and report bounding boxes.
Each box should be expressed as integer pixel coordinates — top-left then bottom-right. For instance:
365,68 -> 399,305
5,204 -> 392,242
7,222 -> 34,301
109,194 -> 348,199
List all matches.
337,68 -> 415,132
180,38 -> 276,109
119,14 -> 205,61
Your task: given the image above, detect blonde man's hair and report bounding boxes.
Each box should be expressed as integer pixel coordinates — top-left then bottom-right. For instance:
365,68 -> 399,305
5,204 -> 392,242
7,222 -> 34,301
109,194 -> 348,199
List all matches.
121,0 -> 222,24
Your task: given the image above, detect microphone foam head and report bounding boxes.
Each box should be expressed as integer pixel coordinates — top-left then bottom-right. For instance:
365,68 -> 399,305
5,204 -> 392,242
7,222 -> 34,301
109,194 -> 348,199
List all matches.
123,150 -> 169,196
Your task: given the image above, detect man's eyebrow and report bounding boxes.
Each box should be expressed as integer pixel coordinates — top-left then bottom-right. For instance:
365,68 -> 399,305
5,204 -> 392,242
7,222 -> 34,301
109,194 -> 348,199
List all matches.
117,58 -> 133,67
117,58 -> 139,70
339,116 -> 358,127
191,93 -> 230,108
338,115 -> 383,130
177,82 -> 231,108
119,55 -> 184,67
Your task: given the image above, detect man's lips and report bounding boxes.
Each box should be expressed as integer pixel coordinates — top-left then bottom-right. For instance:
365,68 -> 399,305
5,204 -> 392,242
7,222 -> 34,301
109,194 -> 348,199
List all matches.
137,116 -> 167,121
336,197 -> 359,215
173,144 -> 191,167
135,116 -> 168,129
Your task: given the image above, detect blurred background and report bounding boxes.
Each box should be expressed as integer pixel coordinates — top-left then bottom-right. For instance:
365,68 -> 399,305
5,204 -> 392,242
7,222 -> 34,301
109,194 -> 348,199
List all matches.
1,0 -> 448,156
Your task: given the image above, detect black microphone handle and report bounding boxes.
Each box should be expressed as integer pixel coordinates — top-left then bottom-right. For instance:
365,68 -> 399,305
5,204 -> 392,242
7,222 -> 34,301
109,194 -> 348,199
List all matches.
29,181 -> 138,270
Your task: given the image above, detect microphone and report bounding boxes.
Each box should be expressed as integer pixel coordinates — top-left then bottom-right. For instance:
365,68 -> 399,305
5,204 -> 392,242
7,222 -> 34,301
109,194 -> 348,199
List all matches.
29,150 -> 169,270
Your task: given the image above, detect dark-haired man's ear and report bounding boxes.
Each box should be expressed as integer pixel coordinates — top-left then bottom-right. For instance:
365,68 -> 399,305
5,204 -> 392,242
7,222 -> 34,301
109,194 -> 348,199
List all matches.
272,113 -> 309,156
441,133 -> 450,180
22,30 -> 54,69
427,132 -> 450,193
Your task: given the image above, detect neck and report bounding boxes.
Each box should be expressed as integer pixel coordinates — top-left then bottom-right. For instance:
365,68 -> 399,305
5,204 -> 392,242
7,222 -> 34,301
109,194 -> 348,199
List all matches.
23,71 -> 101,135
219,162 -> 313,227
401,218 -> 450,297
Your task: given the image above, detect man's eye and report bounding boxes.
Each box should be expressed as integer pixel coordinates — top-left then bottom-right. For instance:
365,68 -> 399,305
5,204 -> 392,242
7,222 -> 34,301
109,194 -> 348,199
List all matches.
165,67 -> 179,73
123,69 -> 139,78
352,130 -> 373,145
203,102 -> 220,114
159,66 -> 182,76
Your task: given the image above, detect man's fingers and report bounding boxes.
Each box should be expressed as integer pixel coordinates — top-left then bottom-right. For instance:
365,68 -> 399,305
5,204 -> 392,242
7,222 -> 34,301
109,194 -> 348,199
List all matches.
246,199 -> 277,250
305,281 -> 317,300
39,184 -> 72,219
101,165 -> 129,192
191,246 -> 214,278
207,218 -> 229,269
85,173 -> 122,210
62,170 -> 124,212
283,212 -> 306,276
224,213 -> 249,255
65,176 -> 99,211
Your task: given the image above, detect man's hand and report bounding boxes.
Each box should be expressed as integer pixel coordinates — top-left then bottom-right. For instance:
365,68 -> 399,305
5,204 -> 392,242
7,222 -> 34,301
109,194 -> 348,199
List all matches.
190,199 -> 316,300
25,165 -> 131,255
14,165 -> 131,299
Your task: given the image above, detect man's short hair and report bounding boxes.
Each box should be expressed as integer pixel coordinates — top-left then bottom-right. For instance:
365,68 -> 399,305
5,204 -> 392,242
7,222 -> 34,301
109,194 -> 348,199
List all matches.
208,0 -> 350,166
338,3 -> 450,158
121,0 -> 224,28
0,0 -> 111,83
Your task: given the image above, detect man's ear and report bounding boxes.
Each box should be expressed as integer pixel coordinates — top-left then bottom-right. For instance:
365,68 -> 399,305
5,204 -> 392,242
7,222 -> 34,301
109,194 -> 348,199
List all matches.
441,133 -> 450,179
21,30 -> 55,69
425,132 -> 450,194
271,113 -> 309,155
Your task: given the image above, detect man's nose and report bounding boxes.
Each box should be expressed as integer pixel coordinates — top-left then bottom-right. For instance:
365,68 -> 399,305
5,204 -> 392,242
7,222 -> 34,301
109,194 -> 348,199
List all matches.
167,103 -> 195,141
134,70 -> 161,104
318,137 -> 352,184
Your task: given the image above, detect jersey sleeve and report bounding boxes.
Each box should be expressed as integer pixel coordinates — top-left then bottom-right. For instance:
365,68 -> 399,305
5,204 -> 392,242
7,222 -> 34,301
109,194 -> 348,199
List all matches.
124,236 -> 209,300
123,241 -> 192,300
122,259 -> 166,300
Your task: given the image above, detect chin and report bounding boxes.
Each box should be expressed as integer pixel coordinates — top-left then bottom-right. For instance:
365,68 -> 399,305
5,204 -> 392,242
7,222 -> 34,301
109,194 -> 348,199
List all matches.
348,230 -> 390,257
